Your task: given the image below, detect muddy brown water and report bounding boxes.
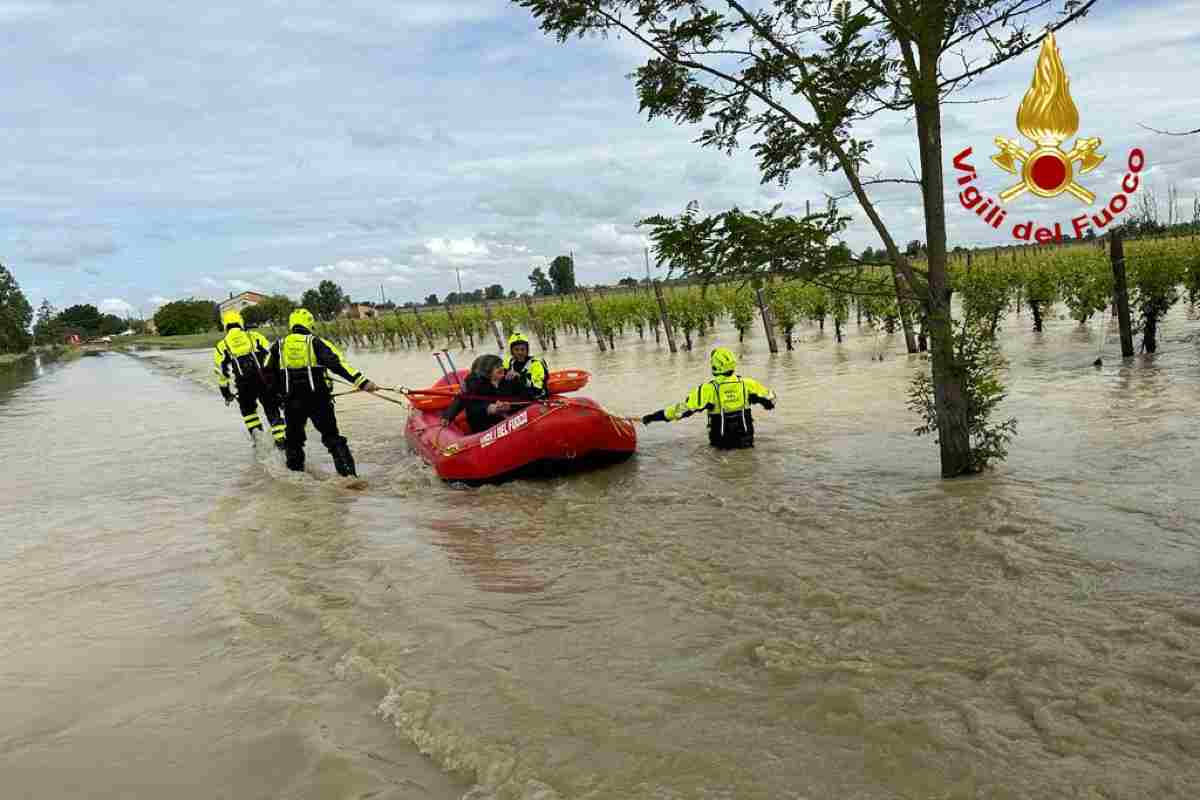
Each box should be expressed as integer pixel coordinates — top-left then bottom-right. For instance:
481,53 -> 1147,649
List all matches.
2,307 -> 1199,800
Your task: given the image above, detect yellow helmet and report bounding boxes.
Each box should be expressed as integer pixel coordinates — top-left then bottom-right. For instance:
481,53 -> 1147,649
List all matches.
289,308 -> 315,331
221,309 -> 244,329
507,331 -> 530,350
710,347 -> 737,376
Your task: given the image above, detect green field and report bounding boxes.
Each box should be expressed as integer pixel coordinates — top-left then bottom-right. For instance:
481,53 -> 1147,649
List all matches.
111,331 -> 227,350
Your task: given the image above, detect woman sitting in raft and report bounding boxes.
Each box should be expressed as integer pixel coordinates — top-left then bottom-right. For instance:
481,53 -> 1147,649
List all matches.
440,354 -> 521,433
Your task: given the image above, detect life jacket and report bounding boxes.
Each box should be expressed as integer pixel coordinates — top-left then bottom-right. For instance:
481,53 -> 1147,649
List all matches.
217,327 -> 267,382
703,374 -> 754,443
278,332 -> 331,394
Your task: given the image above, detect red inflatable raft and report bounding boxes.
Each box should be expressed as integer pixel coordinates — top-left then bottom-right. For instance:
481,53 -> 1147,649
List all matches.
404,369 -> 638,484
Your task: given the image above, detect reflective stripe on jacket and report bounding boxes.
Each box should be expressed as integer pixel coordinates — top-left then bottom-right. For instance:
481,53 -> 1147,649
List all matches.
267,331 -> 366,395
664,374 -> 775,436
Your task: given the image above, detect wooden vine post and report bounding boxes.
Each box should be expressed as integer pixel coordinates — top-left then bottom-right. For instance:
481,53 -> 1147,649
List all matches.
481,298 -> 504,351
1109,231 -> 1135,359
754,286 -> 780,354
411,306 -> 434,349
443,302 -> 467,349
652,280 -> 677,353
521,295 -> 548,350
578,287 -> 608,352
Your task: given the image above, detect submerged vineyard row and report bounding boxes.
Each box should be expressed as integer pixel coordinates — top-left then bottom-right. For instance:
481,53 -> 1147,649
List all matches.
285,237 -> 1200,356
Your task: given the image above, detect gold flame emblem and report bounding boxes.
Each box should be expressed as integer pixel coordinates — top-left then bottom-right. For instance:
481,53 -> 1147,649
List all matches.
991,32 -> 1104,204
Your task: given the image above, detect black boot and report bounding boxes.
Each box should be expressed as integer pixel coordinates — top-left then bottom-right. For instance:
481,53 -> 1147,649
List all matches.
328,438 -> 357,477
285,442 -> 305,472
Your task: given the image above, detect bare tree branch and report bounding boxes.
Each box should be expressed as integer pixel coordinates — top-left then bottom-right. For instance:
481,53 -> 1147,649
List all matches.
938,0 -> 1100,89
1138,123 -> 1200,137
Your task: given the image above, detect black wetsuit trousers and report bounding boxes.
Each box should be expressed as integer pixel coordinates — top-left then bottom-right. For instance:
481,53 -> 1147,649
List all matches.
235,376 -> 285,442
283,388 -> 353,474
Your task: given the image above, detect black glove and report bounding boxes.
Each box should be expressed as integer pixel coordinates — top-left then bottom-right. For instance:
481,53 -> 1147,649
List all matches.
220,386 -> 234,405
641,410 -> 667,425
752,395 -> 775,411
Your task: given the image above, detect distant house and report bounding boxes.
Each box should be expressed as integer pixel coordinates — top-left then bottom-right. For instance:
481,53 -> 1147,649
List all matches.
219,291 -> 268,315
342,303 -> 377,320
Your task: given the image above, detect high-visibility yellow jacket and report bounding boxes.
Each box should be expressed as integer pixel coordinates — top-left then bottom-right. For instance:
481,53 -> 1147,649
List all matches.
213,325 -> 272,388
503,355 -> 548,397
267,329 -> 368,396
661,373 -> 776,447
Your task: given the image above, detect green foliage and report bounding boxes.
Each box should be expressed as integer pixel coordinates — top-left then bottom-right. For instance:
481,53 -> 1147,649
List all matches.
720,285 -> 756,341
98,314 -> 127,336
952,257 -> 1017,339
302,280 -> 348,320
34,300 -> 64,345
0,263 -> 33,353
1127,239 -> 1189,353
1018,260 -> 1058,332
640,201 -> 849,286
907,321 -> 1017,473
256,294 -> 296,325
486,284 -> 505,300
57,303 -> 103,336
549,255 -> 576,294
1052,249 -> 1111,324
241,304 -> 271,327
529,267 -> 554,296
154,299 -> 219,337
767,283 -> 805,350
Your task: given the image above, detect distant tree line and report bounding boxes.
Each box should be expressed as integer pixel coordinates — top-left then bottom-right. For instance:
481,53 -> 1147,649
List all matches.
528,255 -> 576,296
0,262 -> 33,354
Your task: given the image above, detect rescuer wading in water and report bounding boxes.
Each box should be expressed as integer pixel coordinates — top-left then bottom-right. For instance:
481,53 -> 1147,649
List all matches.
266,308 -> 377,477
213,309 -> 286,448
640,347 -> 776,449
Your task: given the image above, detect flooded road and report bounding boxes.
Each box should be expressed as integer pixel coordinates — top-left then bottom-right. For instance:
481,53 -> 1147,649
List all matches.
2,304 -> 1199,800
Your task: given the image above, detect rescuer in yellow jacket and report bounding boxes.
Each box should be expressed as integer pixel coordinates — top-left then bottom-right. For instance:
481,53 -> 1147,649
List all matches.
213,309 -> 286,448
266,308 -> 378,477
503,331 -> 548,400
640,347 -> 776,449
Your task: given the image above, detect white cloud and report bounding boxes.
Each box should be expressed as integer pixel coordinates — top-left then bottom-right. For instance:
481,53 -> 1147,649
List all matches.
9,0 -> 1199,311
227,279 -> 256,292
424,237 -> 490,261
99,297 -> 134,316
268,267 -> 310,284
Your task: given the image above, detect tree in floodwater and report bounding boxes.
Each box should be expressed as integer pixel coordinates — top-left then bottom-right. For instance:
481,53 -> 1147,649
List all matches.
515,0 -> 1097,478
0,262 -> 34,353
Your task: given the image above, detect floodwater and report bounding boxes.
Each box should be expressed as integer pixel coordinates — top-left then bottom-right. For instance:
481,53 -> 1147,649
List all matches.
2,304 -> 1199,800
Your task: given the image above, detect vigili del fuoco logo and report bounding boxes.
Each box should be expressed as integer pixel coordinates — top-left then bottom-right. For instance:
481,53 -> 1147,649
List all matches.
951,32 -> 1145,244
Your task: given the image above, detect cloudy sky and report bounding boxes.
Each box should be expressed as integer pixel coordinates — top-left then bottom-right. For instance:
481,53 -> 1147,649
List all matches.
4,0 -> 1199,318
